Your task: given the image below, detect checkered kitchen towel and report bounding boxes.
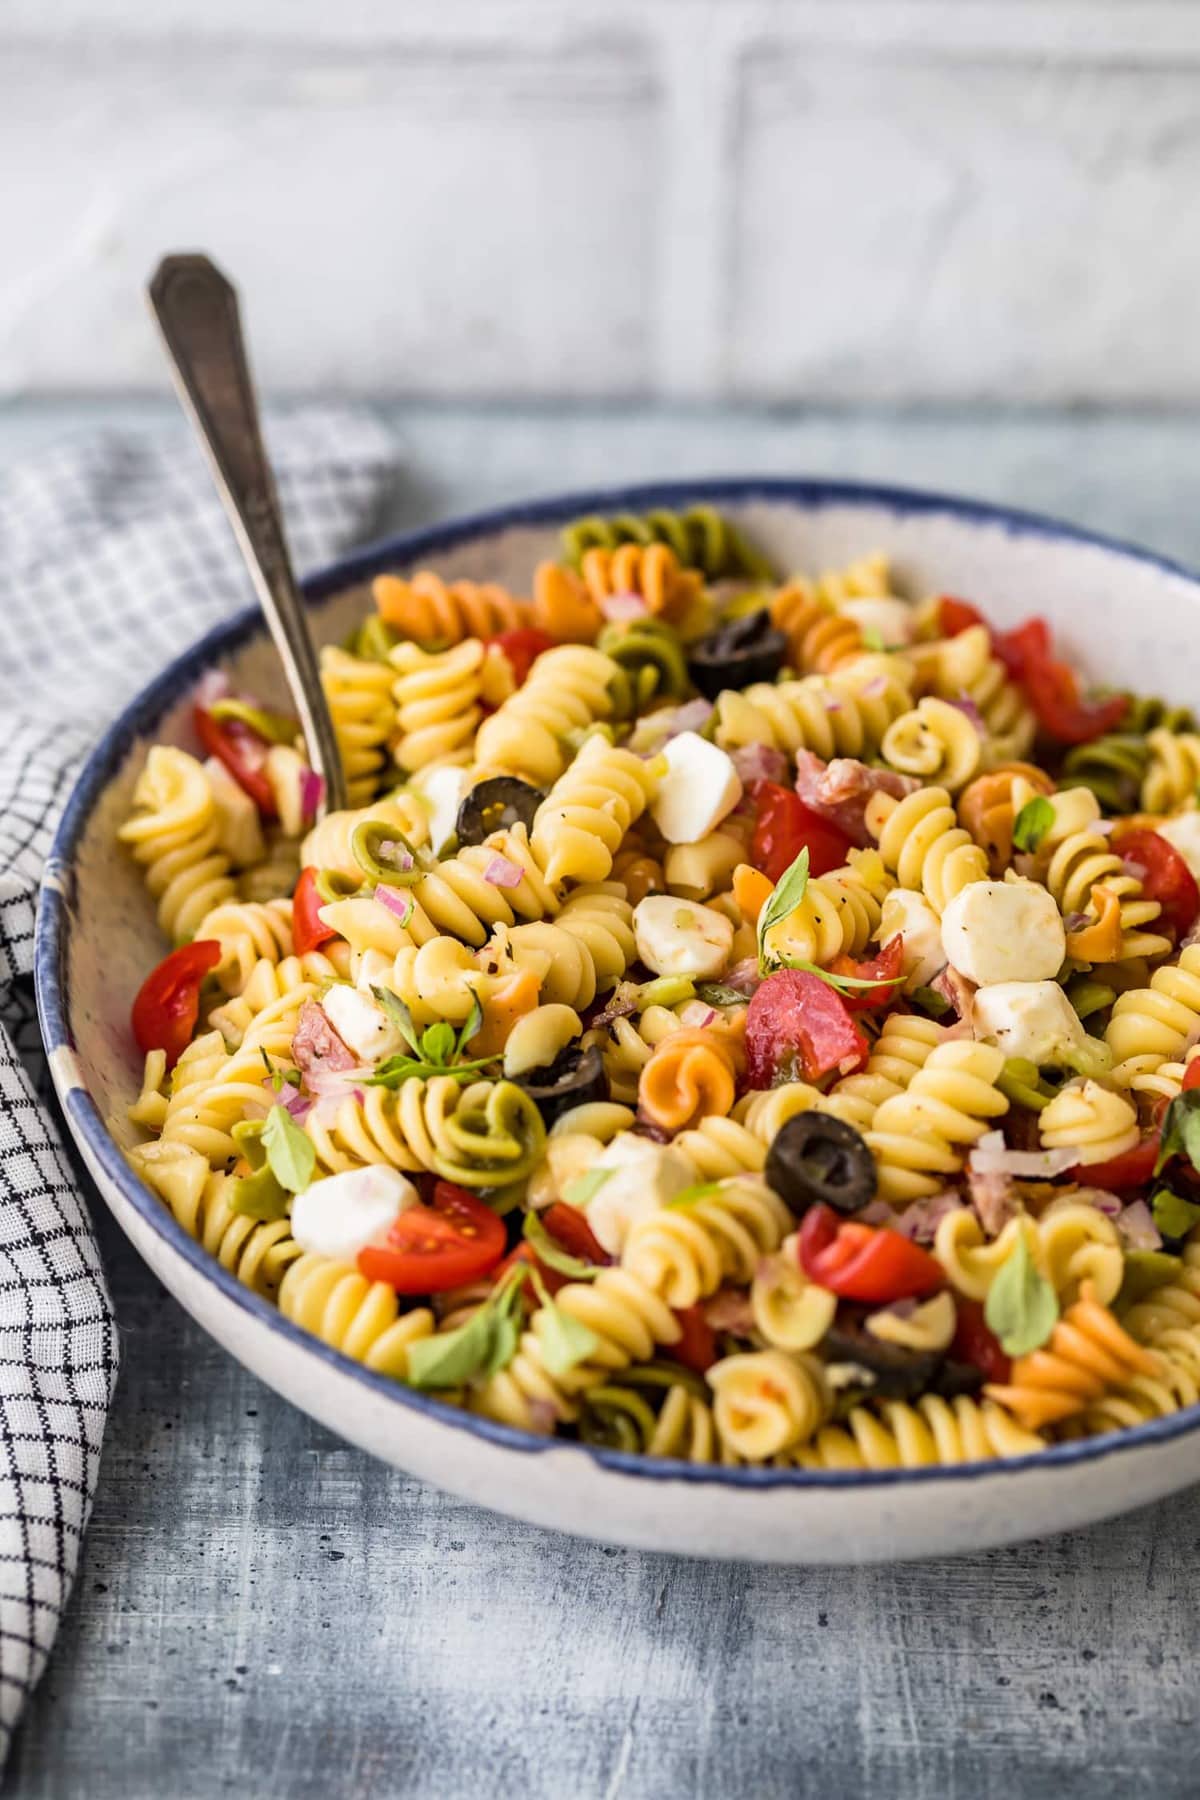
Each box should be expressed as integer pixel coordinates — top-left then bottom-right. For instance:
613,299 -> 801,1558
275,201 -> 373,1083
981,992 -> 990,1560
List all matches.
0,407 -> 399,1755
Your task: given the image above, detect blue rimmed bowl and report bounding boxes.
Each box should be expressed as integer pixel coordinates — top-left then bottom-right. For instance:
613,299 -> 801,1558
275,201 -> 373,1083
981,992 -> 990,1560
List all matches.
35,478 -> 1200,1561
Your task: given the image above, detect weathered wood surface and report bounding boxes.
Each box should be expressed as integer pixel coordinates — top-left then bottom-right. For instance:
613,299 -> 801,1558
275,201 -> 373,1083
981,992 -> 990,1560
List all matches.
6,402 -> 1200,1800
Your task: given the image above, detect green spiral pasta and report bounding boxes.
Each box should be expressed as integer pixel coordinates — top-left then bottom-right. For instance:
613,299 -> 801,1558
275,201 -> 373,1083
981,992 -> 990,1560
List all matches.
560,505 -> 774,581
305,1077 -> 545,1188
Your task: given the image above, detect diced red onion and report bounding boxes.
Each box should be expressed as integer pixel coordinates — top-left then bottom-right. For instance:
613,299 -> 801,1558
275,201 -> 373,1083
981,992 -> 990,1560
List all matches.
375,838 -> 413,873
374,884 -> 414,924
857,1199 -> 898,1228
732,743 -> 790,788
1064,911 -> 1091,934
823,694 -> 844,713
951,692 -> 985,734
862,676 -> 887,698
1070,1186 -> 1124,1220
303,1062 -> 374,1101
892,1190 -> 965,1244
664,698 -> 715,740
299,767 -> 324,821
484,855 -> 524,889
1117,1199 -> 1162,1252
969,1130 -> 1077,1179
599,591 -> 649,623
722,957 -> 762,995
870,1296 -> 919,1321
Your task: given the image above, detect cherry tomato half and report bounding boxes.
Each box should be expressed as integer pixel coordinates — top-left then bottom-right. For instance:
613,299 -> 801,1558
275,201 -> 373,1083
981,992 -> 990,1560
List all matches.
194,703 -> 276,816
358,1181 -> 506,1293
131,940 -> 222,1068
1071,1133 -> 1160,1190
1183,1060 -> 1200,1094
950,1297 -> 1012,1385
826,935 -> 906,1012
1112,829 -> 1200,942
744,970 -> 870,1089
670,1305 -> 717,1375
749,781 -> 853,884
292,866 -> 337,956
937,596 -> 987,638
485,627 -> 557,689
992,617 -> 1127,745
797,1204 -> 944,1304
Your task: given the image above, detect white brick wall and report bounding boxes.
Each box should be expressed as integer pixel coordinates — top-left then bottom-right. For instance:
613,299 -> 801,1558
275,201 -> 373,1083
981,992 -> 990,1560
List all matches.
6,0 -> 1200,402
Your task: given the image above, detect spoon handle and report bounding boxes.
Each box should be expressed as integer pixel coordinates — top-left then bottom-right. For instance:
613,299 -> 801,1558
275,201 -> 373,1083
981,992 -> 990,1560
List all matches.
146,252 -> 348,815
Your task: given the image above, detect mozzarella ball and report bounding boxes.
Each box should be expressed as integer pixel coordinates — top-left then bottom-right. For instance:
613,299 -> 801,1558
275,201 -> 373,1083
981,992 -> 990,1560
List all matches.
940,878 -> 1065,986
634,894 -> 735,979
971,980 -> 1087,1067
291,1165 -> 418,1264
838,597 -> 916,648
879,888 -> 946,991
321,984 -> 406,1064
416,763 -> 470,854
650,732 -> 743,845
584,1133 -> 695,1256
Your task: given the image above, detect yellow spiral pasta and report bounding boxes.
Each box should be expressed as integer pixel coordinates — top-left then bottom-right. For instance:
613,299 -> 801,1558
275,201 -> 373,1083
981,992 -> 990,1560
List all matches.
278,1253 -> 435,1376
118,745 -> 237,943
621,1176 -> 793,1309
473,646 -> 620,785
207,950 -> 350,1045
714,664 -> 912,760
880,696 -> 983,793
819,1013 -> 946,1135
923,624 -> 1035,762
1032,784 -> 1169,962
529,733 -> 660,886
672,1114 -> 768,1182
793,1396 -> 1045,1470
305,1077 -> 544,1188
1105,943 -> 1200,1087
750,1237 -> 837,1352
300,792 -> 430,884
867,1040 -> 1009,1201
934,1204 -> 1124,1309
1140,728 -> 1200,813
708,1350 -> 830,1461
1120,1235 -> 1200,1342
129,1143 -> 302,1299
868,783 -> 989,915
318,645 -> 399,806
193,896 -> 294,991
492,887 -> 636,1009
1038,1080 -> 1140,1168
390,639 -> 484,773
759,847 -> 893,968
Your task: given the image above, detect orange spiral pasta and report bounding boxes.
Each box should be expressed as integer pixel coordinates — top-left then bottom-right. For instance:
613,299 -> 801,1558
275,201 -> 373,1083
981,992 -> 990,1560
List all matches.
957,762 -> 1055,875
372,569 -> 527,644
638,1026 -> 743,1132
531,562 -> 605,644
985,1282 -> 1162,1430
769,583 -> 864,674
579,543 -> 703,627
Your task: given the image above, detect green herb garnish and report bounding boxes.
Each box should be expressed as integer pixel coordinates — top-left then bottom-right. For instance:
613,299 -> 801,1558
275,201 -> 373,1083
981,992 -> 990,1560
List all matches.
1155,1089 -> 1200,1176
529,1270 -> 601,1377
1012,796 -> 1055,854
562,1168 -> 613,1209
909,985 -> 951,1019
368,986 -> 494,1087
523,1210 -> 600,1280
405,1269 -> 528,1389
1150,1185 -> 1200,1243
984,1230 -> 1059,1357
756,846 -> 810,973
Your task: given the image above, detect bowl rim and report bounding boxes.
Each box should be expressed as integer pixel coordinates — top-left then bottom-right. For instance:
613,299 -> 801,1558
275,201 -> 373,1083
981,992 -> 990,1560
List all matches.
35,471 -> 1200,1491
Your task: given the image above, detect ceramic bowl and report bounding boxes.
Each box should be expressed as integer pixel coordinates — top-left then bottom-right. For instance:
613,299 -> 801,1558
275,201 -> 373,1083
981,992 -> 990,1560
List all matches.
36,478 -> 1200,1562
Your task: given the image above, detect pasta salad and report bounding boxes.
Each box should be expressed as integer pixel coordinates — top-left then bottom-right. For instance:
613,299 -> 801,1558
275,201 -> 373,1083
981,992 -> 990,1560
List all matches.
119,506 -> 1200,1471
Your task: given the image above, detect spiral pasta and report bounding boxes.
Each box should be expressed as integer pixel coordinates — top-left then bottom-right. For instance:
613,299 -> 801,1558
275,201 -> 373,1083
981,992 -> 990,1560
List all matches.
473,645 -> 620,785
118,746 -> 238,943
759,847 -> 893,969
529,734 -> 659,886
793,1396 -> 1045,1469
278,1253 -> 435,1376
373,569 -> 525,643
305,1077 -> 544,1187
390,639 -> 484,772
1033,784 -> 1169,961
637,1025 -> 743,1131
621,1176 -> 793,1309
769,584 -> 864,674
320,645 -> 399,806
867,1040 -> 1009,1202
578,543 -> 703,629
714,664 -> 912,760
923,624 -> 1035,762
869,784 -> 988,916
491,887 -> 636,1009
300,792 -> 430,884
1140,728 -> 1200,813
986,1283 -> 1162,1430
708,1350 -> 830,1461
1038,1080 -> 1140,1168
819,1013 -> 947,1135
957,762 -> 1055,875
1105,944 -> 1200,1087
130,1143 -> 303,1298
934,1204 -> 1124,1309
560,505 -> 772,581
880,697 -> 982,793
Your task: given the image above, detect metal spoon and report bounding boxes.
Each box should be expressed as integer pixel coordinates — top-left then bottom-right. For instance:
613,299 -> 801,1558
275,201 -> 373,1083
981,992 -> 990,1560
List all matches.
146,252 -> 348,815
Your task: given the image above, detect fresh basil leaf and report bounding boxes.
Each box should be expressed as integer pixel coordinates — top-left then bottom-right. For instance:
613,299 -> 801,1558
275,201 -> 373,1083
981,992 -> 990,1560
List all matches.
757,846 -> 810,971
482,1308 -> 521,1377
261,1103 -> 316,1194
1012,795 -> 1055,853
695,982 -> 751,1008
910,985 -> 951,1019
523,1210 -> 600,1280
369,1053 -> 497,1089
1155,1089 -> 1200,1175
421,1022 -> 457,1067
537,1300 -> 600,1378
228,1164 -> 292,1222
562,1168 -> 613,1209
777,956 -> 899,992
457,991 -> 484,1056
1150,1185 -> 1200,1243
406,1305 -> 499,1389
1118,1250 -> 1183,1310
984,1230 -> 1059,1356
667,1180 -> 724,1210
371,985 -> 421,1055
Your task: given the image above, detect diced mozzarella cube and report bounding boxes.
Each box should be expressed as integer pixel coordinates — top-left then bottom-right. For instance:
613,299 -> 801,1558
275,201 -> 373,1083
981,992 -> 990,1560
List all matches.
1156,812 -> 1200,884
879,888 -> 946,991
321,984 -> 405,1064
291,1165 -> 418,1264
971,980 -> 1087,1066
940,878 -> 1064,986
416,764 -> 470,855
354,948 -> 395,997
633,894 -> 735,979
838,597 -> 915,648
584,1133 -> 695,1257
650,732 -> 743,845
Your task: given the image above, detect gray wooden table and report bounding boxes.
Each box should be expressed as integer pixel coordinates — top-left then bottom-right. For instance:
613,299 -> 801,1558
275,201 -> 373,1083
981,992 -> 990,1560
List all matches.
4,400 -> 1200,1800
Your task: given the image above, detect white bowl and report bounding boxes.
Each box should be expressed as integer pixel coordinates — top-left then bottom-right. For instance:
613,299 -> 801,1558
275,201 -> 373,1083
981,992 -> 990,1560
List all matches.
36,477 -> 1200,1562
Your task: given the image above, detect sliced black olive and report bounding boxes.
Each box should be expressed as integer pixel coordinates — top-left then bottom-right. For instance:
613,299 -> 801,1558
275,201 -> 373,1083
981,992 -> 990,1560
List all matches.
686,609 -> 787,701
517,1044 -> 607,1128
821,1315 -> 941,1401
929,1358 -> 984,1399
765,1112 -> 875,1218
455,776 -> 545,848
